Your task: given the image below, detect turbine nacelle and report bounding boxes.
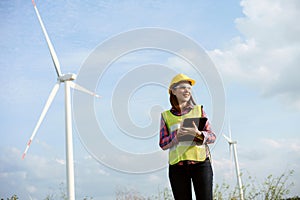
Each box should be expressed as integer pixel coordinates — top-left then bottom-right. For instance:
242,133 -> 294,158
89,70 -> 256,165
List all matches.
223,134 -> 237,145
58,73 -> 77,82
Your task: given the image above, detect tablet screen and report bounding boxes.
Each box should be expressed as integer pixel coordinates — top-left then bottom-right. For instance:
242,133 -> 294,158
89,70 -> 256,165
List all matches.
182,117 -> 207,131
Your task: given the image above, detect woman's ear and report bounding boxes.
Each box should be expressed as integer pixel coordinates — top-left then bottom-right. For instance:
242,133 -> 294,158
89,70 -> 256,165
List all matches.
171,89 -> 176,96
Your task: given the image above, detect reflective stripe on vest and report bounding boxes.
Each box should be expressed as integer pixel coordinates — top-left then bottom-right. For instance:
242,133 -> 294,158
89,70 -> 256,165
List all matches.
162,105 -> 207,165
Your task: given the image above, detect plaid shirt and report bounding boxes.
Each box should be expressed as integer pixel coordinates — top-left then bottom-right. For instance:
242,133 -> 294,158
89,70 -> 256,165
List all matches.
159,104 -> 216,164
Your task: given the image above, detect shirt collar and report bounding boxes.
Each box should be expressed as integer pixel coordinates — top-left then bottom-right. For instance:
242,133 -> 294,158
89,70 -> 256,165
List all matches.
171,103 -> 194,116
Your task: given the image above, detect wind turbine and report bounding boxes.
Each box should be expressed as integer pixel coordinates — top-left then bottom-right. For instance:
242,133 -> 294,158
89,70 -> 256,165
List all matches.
223,122 -> 244,200
22,1 -> 100,200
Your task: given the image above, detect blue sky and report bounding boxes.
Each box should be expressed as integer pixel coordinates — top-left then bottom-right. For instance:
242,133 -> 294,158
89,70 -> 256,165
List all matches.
1,0 -> 300,199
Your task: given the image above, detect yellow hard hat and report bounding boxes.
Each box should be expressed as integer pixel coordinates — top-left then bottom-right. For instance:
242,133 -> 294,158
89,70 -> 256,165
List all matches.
169,73 -> 196,92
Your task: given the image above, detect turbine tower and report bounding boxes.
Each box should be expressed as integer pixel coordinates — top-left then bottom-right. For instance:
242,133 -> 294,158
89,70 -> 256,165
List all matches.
223,123 -> 244,200
22,1 -> 100,200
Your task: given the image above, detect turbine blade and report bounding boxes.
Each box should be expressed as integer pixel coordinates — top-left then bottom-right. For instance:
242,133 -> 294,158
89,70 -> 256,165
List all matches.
22,82 -> 60,159
228,120 -> 233,156
223,134 -> 232,143
32,0 -> 62,77
228,118 -> 232,140
69,82 -> 101,98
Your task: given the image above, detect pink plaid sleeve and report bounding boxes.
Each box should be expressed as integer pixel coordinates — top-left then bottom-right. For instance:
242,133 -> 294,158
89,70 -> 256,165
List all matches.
201,107 -> 216,144
159,115 -> 178,150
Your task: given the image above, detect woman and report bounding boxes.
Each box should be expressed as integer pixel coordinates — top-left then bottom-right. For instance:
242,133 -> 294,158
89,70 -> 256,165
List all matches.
159,73 -> 216,200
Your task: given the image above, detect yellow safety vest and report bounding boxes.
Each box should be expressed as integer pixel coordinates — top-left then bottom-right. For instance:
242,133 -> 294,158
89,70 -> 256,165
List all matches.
162,105 -> 207,165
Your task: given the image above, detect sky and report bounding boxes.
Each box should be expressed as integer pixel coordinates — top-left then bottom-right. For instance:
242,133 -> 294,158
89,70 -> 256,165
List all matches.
1,0 -> 300,199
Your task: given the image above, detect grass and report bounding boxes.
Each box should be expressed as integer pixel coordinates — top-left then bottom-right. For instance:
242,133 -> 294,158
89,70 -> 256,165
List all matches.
2,170 -> 298,200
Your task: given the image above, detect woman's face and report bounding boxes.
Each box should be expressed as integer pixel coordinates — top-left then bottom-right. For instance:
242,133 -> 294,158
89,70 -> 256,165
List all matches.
171,81 -> 192,103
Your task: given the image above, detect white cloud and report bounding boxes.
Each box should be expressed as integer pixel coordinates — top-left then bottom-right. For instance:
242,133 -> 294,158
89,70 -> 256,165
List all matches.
0,146 -> 115,199
97,168 -> 110,176
209,0 -> 300,109
26,185 -> 37,194
147,174 -> 162,183
237,0 -> 300,45
55,158 -> 65,165
291,142 -> 300,152
261,138 -> 300,153
213,158 -> 237,181
261,138 -> 282,149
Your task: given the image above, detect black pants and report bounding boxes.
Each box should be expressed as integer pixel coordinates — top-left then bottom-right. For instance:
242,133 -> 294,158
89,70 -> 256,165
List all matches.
168,159 -> 213,200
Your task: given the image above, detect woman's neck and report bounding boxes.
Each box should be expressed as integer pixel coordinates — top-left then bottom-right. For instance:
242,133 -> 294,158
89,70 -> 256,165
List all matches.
178,101 -> 188,110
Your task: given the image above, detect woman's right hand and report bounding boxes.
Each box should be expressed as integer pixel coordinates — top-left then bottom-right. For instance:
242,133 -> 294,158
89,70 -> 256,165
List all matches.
177,121 -> 204,140
177,121 -> 197,137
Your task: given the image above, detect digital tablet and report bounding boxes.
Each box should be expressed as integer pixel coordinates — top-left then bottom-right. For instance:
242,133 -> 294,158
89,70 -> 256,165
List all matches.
182,117 -> 207,131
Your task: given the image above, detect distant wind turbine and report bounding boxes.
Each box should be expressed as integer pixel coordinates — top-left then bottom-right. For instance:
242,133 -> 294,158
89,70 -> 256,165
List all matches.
22,1 -> 100,200
223,122 -> 244,200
